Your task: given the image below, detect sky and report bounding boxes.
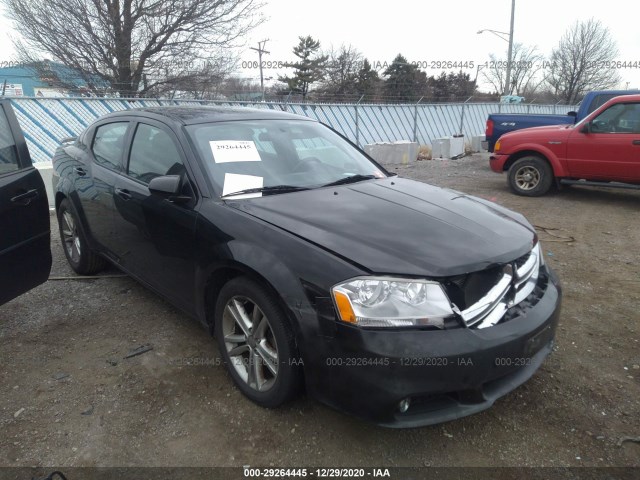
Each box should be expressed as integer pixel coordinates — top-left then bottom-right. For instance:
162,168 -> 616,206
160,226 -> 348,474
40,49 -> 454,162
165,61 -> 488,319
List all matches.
1,0 -> 639,96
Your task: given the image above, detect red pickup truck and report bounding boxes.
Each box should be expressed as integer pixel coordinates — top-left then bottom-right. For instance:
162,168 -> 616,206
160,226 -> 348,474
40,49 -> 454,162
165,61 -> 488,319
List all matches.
490,94 -> 640,196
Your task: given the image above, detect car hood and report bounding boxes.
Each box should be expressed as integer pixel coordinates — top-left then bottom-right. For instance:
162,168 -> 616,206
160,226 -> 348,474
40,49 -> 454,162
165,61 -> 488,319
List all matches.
228,178 -> 536,277
503,124 -> 573,140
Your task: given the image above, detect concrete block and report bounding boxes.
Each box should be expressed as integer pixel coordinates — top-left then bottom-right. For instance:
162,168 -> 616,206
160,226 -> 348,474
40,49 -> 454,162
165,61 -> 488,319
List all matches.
34,162 -> 55,208
450,136 -> 465,158
471,135 -> 486,152
363,141 -> 418,166
431,138 -> 450,159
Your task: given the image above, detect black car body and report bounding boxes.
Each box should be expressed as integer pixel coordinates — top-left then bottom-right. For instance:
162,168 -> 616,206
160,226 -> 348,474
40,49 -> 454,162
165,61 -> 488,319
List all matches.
52,106 -> 562,427
0,99 -> 51,306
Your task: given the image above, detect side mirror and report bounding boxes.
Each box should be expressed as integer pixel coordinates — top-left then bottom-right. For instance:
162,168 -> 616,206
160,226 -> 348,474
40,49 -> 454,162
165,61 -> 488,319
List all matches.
567,111 -> 577,118
149,175 -> 181,195
148,175 -> 191,203
580,122 -> 591,134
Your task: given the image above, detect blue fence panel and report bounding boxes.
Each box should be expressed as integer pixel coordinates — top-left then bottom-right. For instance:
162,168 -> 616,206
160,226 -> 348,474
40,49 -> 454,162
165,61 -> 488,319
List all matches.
8,97 -> 577,163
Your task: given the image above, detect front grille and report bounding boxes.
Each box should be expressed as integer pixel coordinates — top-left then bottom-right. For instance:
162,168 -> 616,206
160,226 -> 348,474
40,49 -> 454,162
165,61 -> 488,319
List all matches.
514,251 -> 531,269
444,244 -> 542,329
443,266 -> 504,311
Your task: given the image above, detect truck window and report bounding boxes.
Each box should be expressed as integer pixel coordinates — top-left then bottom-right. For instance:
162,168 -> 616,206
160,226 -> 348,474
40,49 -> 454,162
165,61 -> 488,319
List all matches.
587,94 -> 617,115
591,103 -> 640,133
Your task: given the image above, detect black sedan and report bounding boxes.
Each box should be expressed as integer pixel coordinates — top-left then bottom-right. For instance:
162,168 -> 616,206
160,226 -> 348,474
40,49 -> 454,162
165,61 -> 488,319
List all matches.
51,106 -> 562,427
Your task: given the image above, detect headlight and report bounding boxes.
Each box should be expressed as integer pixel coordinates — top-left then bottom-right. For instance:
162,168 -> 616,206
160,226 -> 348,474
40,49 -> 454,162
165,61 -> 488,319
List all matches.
332,277 -> 454,328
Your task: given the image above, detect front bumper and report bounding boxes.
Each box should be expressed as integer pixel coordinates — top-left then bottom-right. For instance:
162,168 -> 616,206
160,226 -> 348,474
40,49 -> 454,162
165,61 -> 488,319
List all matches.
490,153 -> 509,173
300,266 -> 562,427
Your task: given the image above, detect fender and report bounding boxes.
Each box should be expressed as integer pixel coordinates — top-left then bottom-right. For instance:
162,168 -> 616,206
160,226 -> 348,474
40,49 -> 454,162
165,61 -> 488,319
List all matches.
505,143 -> 569,177
194,240 -> 310,324
53,169 -> 105,253
193,227 -> 363,341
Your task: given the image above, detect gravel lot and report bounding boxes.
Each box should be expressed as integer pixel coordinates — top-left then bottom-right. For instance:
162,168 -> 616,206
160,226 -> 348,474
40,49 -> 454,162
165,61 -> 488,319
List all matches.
1,153 -> 639,468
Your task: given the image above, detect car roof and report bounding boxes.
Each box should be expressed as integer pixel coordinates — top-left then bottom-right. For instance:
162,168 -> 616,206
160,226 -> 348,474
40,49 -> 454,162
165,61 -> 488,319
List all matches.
101,105 -> 315,125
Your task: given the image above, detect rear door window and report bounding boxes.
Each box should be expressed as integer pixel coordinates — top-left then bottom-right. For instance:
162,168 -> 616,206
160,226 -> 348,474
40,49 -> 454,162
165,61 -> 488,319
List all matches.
92,122 -> 129,170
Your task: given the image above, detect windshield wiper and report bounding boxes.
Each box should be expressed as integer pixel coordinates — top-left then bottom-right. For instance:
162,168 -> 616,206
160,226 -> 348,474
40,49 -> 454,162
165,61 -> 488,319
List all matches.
222,185 -> 310,199
321,174 -> 379,188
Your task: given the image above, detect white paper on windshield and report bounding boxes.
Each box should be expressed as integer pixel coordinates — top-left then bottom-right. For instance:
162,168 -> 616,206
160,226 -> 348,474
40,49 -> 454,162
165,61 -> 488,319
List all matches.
210,140 -> 261,163
222,173 -> 263,199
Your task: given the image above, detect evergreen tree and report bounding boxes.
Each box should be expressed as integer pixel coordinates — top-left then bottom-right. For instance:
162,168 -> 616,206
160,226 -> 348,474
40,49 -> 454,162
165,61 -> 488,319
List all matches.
383,54 -> 428,102
430,71 -> 475,101
279,36 -> 328,100
355,59 -> 380,101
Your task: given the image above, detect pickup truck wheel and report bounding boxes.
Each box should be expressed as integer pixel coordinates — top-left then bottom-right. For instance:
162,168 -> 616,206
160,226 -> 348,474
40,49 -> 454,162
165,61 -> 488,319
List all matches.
508,156 -> 554,196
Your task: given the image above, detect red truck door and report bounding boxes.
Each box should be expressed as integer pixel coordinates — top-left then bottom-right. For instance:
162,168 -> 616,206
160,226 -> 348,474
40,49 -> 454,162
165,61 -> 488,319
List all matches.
566,102 -> 640,181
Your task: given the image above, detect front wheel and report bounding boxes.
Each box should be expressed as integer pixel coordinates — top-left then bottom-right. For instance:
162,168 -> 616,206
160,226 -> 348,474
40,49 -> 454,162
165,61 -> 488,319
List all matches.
214,277 -> 302,407
57,199 -> 107,274
507,156 -> 554,196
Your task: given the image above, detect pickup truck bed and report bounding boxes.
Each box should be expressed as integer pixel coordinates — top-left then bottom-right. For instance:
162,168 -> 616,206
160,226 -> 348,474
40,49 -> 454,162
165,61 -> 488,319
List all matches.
486,114 -> 575,151
485,90 -> 640,152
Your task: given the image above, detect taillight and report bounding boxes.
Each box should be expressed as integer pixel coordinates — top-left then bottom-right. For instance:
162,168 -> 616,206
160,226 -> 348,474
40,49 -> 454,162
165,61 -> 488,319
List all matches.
486,119 -> 494,137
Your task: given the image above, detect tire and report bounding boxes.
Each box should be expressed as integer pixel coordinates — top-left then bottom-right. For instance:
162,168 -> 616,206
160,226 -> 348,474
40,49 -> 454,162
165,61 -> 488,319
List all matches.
214,276 -> 302,407
57,198 -> 107,274
507,156 -> 554,197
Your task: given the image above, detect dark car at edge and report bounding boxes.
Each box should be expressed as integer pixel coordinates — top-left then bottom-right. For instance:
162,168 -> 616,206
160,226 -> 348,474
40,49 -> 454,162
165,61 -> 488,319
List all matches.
0,99 -> 52,306
49,106 -> 562,427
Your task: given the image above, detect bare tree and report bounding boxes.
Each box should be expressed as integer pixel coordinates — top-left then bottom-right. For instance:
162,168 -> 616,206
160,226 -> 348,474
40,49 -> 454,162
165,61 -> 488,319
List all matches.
318,44 -> 363,101
3,0 -> 263,96
546,19 -> 621,104
482,44 -> 545,97
218,76 -> 262,100
144,53 -> 238,99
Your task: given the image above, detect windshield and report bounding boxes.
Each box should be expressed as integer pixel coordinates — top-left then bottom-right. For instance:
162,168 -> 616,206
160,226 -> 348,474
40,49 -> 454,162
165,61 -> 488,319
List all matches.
186,119 -> 387,197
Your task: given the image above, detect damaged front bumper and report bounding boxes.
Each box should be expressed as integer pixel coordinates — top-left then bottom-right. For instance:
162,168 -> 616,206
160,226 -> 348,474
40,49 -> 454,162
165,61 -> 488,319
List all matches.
300,265 -> 562,427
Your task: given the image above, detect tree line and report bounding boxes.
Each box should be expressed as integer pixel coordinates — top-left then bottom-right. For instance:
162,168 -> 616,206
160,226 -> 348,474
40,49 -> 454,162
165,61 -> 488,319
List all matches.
275,39 -> 478,103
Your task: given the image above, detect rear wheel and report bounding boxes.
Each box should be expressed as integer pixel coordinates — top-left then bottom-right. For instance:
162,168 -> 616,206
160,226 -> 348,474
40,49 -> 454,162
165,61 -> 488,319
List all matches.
214,277 -> 302,407
507,156 -> 554,196
57,199 -> 107,274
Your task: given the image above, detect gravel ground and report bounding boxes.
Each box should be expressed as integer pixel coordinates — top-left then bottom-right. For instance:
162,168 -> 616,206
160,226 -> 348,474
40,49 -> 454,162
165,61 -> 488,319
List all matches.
0,153 -> 639,468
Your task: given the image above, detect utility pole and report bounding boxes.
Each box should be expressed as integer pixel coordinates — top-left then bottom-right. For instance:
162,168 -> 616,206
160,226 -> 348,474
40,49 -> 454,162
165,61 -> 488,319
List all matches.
250,40 -> 270,101
504,0 -> 516,96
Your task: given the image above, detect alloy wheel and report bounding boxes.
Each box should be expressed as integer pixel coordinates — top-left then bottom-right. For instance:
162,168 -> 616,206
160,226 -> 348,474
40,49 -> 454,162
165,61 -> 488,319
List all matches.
61,210 -> 81,263
514,165 -> 541,191
222,296 -> 279,392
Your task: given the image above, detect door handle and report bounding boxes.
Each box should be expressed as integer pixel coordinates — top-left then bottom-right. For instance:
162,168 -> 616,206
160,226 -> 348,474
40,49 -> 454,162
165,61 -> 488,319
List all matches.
74,166 -> 87,176
632,140 -> 640,146
115,188 -> 132,200
10,188 -> 39,206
